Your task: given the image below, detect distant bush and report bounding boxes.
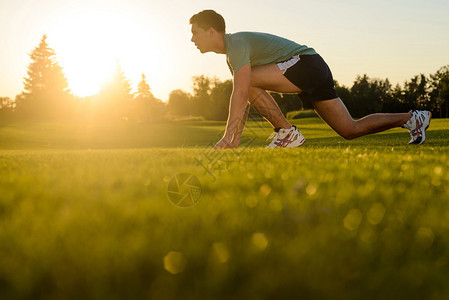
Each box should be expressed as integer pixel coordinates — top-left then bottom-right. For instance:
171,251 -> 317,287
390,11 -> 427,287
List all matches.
286,110 -> 319,119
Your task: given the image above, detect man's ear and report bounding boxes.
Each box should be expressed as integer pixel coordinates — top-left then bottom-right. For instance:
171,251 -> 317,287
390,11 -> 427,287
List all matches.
207,27 -> 216,37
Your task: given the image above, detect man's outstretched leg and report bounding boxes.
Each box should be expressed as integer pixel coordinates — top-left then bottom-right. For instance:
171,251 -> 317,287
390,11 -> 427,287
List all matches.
313,98 -> 431,144
248,62 -> 431,146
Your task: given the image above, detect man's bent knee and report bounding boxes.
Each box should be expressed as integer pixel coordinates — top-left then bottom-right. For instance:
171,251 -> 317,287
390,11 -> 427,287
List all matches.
341,132 -> 357,140
336,123 -> 361,140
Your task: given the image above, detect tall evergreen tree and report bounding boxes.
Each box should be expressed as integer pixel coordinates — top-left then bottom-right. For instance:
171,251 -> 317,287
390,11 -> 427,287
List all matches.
95,61 -> 134,120
136,73 -> 153,99
23,35 -> 68,94
131,73 -> 164,122
16,34 -> 72,119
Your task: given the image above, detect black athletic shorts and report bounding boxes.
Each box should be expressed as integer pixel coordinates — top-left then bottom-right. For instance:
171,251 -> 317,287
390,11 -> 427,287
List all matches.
281,54 -> 338,108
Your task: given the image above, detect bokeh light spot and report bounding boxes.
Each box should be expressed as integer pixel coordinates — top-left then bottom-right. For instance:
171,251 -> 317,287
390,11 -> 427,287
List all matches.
163,251 -> 186,275
344,209 -> 363,231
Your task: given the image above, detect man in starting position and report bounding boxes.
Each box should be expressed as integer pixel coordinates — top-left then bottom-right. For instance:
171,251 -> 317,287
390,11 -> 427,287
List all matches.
189,10 -> 431,149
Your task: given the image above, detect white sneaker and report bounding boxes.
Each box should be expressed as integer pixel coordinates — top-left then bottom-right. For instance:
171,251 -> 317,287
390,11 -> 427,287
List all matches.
266,125 -> 306,148
402,110 -> 431,144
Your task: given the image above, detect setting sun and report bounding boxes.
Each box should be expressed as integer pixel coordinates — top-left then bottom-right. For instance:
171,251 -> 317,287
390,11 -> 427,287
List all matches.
48,10 -> 165,97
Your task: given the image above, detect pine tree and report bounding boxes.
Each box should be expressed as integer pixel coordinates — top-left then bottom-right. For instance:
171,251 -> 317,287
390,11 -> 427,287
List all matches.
23,35 -> 68,94
136,73 -> 153,99
132,73 -> 164,122
17,34 -> 71,119
95,61 -> 134,120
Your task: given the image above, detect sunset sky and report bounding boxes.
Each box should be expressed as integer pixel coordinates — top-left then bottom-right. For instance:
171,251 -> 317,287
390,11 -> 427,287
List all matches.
1,0 -> 448,102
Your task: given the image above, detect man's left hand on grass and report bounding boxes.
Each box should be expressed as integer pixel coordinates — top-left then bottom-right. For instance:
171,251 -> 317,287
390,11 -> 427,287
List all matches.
214,137 -> 236,149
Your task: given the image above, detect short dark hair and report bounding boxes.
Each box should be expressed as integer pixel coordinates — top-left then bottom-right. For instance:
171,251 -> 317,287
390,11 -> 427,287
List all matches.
189,10 -> 226,33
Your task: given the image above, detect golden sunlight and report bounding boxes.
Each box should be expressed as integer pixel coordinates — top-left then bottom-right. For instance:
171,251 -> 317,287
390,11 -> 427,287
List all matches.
49,11 -> 165,97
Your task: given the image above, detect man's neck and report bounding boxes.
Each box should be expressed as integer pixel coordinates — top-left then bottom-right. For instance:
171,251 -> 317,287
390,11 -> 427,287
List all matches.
214,34 -> 226,54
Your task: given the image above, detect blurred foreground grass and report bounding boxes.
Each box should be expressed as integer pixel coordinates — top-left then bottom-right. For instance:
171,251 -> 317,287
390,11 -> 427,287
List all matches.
0,118 -> 448,299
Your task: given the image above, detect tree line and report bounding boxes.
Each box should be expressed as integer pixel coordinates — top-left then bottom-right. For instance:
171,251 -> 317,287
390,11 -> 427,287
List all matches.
0,35 -> 164,122
167,69 -> 449,120
1,34 -> 448,122
335,70 -> 449,118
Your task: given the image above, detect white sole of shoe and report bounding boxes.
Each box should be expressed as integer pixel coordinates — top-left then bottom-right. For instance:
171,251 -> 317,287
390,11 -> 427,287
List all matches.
418,111 -> 431,144
283,132 -> 306,148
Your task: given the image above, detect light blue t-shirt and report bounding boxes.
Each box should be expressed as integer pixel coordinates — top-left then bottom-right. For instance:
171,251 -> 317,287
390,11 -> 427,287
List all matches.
224,32 -> 317,75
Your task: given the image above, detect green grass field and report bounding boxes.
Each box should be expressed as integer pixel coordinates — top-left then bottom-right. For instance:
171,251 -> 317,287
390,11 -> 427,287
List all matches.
0,116 -> 448,299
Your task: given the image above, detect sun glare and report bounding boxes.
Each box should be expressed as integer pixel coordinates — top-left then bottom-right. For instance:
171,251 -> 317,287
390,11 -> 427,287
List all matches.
49,11 -> 165,97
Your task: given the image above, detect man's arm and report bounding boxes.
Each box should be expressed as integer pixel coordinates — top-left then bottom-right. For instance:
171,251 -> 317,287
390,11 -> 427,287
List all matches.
214,63 -> 251,149
229,103 -> 250,148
